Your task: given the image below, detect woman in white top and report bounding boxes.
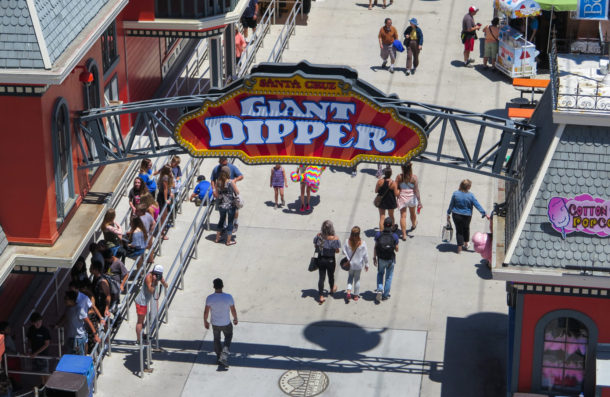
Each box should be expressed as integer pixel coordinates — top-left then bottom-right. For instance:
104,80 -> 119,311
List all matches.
342,226 -> 369,301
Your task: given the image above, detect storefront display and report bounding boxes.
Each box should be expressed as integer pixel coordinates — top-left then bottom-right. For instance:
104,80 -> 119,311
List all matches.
496,24 -> 540,77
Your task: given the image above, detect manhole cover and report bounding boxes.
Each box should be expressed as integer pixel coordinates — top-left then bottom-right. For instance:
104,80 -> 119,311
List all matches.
279,370 -> 329,396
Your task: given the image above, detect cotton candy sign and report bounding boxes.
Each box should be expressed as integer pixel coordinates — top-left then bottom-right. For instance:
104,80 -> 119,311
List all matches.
547,195 -> 610,239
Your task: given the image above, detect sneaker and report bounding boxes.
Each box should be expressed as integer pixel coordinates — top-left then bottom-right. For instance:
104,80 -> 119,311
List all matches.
411,68 -> 416,74
274,203 -> 278,209
375,290 -> 382,303
389,65 -> 394,73
405,70 -> 410,76
382,295 -> 390,301
281,198 -> 285,206
381,60 -> 387,69
300,205 -> 305,212
353,295 -> 360,301
306,204 -> 311,211
468,58 -> 474,62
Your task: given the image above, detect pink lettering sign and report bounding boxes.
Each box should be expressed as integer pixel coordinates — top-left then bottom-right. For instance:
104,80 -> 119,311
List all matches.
547,194 -> 610,239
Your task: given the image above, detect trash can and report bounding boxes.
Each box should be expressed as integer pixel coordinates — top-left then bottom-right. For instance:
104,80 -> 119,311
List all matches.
45,371 -> 88,397
54,355 -> 94,397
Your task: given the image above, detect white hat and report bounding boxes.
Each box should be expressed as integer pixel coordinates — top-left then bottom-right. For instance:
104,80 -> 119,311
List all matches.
153,264 -> 164,274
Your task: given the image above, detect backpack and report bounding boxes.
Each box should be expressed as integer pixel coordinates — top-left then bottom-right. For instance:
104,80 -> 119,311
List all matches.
98,274 -> 121,305
376,232 -> 396,260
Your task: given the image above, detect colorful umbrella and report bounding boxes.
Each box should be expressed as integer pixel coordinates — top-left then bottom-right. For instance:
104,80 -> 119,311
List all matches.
495,0 -> 542,17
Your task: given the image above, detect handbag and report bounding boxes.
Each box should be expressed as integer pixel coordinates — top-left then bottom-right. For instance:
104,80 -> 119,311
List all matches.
373,180 -> 391,208
308,256 -> 319,272
441,220 -> 454,242
228,181 -> 244,209
339,244 -> 358,272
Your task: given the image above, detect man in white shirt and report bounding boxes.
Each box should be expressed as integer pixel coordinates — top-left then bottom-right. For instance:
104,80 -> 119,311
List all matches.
203,278 -> 238,367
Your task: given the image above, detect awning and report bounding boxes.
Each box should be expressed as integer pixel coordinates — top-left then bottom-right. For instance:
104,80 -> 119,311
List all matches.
536,0 -> 577,11
495,0 -> 542,17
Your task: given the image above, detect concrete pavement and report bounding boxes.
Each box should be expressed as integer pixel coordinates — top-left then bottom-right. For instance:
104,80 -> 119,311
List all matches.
96,0 -> 528,395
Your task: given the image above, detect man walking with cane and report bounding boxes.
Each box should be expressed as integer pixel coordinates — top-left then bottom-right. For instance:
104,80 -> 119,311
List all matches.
204,278 -> 238,367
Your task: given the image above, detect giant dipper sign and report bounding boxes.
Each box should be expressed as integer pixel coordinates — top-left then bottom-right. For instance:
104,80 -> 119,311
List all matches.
174,65 -> 427,167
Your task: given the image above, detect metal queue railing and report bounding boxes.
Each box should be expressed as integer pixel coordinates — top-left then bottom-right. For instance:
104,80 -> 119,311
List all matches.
236,0 -> 277,77
266,0 -> 302,63
138,187 -> 215,376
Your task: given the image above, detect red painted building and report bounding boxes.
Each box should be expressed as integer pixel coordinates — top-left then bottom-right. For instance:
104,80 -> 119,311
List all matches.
0,0 -> 247,283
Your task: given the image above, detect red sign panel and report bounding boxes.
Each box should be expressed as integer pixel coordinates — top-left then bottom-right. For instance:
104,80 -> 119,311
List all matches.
174,73 -> 426,166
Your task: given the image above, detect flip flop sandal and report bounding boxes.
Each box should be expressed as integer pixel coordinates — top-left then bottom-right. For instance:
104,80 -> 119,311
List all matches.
226,240 -> 236,246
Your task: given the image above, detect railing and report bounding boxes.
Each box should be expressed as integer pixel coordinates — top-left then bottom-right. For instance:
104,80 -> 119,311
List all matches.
138,187 -> 215,376
266,0 -> 302,63
236,0 -> 277,77
549,38 -> 610,112
155,0 -> 239,19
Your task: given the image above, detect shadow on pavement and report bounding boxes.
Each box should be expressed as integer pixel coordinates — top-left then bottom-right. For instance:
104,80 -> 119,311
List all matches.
113,315 -> 505,395
436,243 -> 455,253
282,196 -> 321,214
450,60 -> 466,68
430,313 -> 507,396
475,261 -> 493,280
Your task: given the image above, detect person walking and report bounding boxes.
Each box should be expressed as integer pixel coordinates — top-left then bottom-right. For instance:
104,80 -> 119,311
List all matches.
313,220 -> 341,304
270,164 -> 288,209
368,0 -> 393,9
211,157 -> 244,231
462,6 -> 481,67
403,18 -> 423,76
241,0 -> 259,40
375,166 -> 399,231
342,226 -> 369,302
483,17 -> 500,69
447,179 -> 489,253
134,265 -> 168,344
214,169 -> 240,246
235,28 -> 247,64
395,163 -> 422,240
373,217 -> 399,303
378,18 -> 398,73
204,278 -> 238,367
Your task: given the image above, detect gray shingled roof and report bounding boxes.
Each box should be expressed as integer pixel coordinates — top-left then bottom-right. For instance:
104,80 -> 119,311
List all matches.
0,0 -> 110,70
509,125 -> 610,269
0,0 -> 43,69
34,0 -> 109,64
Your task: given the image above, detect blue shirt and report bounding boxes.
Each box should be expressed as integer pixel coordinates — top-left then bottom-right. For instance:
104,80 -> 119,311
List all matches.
194,181 -> 213,200
447,190 -> 485,217
243,0 -> 258,17
139,169 -> 157,193
211,164 -> 243,183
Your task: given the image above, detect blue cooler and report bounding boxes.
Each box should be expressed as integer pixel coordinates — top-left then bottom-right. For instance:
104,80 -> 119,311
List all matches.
55,355 -> 94,397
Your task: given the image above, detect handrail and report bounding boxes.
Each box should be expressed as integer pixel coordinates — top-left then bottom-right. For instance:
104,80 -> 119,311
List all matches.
236,0 -> 277,77
139,186 -> 214,375
266,0 -> 302,63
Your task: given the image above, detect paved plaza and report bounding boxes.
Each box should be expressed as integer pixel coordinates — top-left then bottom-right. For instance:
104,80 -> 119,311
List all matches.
97,0 -> 528,395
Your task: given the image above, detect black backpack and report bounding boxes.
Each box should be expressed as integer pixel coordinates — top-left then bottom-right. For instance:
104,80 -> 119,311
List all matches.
376,232 -> 396,260
97,274 -> 121,305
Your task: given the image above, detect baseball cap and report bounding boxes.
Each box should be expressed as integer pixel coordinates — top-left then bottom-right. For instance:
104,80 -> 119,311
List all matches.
469,5 -> 478,12
383,217 -> 393,228
409,18 -> 418,26
153,264 -> 164,276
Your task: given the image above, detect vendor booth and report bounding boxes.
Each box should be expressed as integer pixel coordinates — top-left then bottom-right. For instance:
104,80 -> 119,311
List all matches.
494,0 -> 541,77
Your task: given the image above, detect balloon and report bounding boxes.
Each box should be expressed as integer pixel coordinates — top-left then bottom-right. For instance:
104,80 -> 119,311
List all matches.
472,232 -> 492,262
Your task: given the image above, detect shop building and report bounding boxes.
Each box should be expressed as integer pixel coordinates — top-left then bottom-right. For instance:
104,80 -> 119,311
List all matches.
493,41 -> 610,396
0,0 -> 247,284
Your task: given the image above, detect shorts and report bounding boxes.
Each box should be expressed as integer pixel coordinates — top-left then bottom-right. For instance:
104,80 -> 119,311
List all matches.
484,41 -> 498,58
68,336 -> 88,355
242,16 -> 258,29
464,37 -> 475,52
380,44 -> 397,62
136,303 -> 148,315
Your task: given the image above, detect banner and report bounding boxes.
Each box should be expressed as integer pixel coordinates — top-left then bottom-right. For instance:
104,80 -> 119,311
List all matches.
547,194 -> 610,238
576,0 -> 608,20
174,71 -> 427,167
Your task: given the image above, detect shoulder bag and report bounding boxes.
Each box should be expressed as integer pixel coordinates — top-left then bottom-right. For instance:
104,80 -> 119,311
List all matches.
339,243 -> 358,271
309,235 -> 323,272
374,180 -> 391,208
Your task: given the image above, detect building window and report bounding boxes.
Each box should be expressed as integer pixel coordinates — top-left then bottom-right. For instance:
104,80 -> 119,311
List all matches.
533,310 -> 598,396
52,98 -> 76,221
103,74 -> 121,142
83,59 -> 101,177
165,36 -> 178,56
101,22 -> 118,73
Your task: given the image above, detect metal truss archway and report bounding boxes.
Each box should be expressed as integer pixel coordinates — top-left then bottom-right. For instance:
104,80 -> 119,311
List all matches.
76,64 -> 536,182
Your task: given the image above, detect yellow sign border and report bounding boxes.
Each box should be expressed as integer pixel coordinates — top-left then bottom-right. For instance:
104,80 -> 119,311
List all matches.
174,75 -> 427,167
